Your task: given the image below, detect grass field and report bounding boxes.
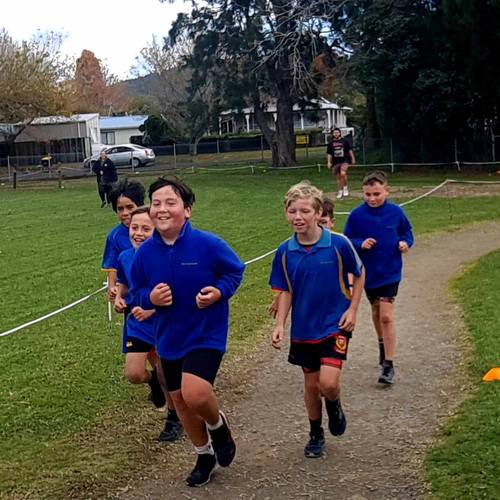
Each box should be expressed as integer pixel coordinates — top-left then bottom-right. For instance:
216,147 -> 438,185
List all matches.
426,250 -> 500,500
1,167 -> 500,498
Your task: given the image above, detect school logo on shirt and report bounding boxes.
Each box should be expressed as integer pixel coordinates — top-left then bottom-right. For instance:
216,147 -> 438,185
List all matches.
334,335 -> 347,354
126,341 -> 133,348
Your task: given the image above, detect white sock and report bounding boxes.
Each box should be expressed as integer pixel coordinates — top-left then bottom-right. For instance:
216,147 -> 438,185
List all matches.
206,414 -> 223,431
194,441 -> 214,455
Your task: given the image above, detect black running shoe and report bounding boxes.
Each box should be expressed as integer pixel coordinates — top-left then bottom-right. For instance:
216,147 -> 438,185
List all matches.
378,363 -> 395,384
304,430 -> 325,458
158,417 -> 182,443
208,412 -> 236,467
186,453 -> 217,487
325,399 -> 347,436
379,347 -> 385,367
100,201 -> 106,208
147,370 -> 166,409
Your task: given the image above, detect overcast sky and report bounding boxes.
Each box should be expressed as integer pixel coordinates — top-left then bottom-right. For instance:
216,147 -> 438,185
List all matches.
1,0 -> 187,79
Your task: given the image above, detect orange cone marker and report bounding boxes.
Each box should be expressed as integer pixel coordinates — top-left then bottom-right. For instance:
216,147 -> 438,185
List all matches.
482,368 -> 500,382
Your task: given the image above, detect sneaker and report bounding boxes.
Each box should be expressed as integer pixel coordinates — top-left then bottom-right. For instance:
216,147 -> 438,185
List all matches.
208,411 -> 236,467
343,186 -> 349,197
100,201 -> 106,208
379,347 -> 385,368
336,190 -> 343,199
325,399 -> 347,436
158,417 -> 182,443
186,453 -> 217,487
378,363 -> 395,384
304,431 -> 325,458
147,370 -> 166,409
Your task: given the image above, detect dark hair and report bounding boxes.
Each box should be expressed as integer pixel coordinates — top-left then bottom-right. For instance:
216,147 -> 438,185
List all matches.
321,197 -> 335,219
363,170 -> 388,186
109,179 -> 145,212
332,127 -> 341,133
148,176 -> 196,208
130,205 -> 150,221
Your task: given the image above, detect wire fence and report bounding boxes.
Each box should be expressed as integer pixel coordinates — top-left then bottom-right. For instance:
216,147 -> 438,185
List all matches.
2,156 -> 500,190
2,178 -> 500,339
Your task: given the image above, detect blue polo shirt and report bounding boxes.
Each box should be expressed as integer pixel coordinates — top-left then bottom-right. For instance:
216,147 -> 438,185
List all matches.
117,248 -> 155,347
129,222 -> 245,360
269,228 -> 363,342
101,223 -> 132,271
343,201 -> 414,289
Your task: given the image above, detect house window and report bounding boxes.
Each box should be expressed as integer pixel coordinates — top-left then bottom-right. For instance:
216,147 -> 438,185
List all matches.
101,131 -> 116,145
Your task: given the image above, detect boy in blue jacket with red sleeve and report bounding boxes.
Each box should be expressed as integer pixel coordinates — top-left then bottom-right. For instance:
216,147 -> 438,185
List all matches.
344,171 -> 414,385
129,177 -> 245,487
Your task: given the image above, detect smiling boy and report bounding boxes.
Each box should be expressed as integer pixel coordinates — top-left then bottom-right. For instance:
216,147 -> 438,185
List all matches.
102,179 -> 145,301
344,171 -> 414,384
129,176 -> 245,487
269,181 -> 364,458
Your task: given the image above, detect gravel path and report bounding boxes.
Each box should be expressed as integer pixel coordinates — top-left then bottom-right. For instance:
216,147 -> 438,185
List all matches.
116,220 -> 500,500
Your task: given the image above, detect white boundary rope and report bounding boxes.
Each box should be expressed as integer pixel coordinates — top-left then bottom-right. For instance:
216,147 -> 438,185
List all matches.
2,178 -> 500,339
0,285 -> 107,338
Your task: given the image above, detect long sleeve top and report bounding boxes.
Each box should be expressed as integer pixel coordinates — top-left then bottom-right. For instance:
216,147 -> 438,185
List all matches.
344,201 -> 414,289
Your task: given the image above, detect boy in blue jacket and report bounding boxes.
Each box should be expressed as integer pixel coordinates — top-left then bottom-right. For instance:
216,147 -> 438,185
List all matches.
114,207 -> 182,443
102,179 -> 145,301
344,171 -> 414,385
129,177 -> 245,487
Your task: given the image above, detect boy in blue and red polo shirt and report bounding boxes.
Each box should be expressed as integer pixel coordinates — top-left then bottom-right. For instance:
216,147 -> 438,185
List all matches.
344,171 -> 414,385
129,177 -> 245,487
270,181 -> 364,459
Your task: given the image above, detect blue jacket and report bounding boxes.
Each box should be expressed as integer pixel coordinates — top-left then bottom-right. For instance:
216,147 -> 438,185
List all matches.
101,224 -> 132,271
117,248 -> 155,347
344,201 -> 414,289
129,222 -> 245,359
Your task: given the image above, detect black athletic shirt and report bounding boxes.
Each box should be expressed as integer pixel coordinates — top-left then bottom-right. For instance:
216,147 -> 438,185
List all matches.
326,138 -> 352,164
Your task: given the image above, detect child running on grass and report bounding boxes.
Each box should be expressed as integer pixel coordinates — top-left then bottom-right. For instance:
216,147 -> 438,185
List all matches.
269,181 -> 365,458
114,207 -> 182,442
344,171 -> 414,385
102,179 -> 145,302
129,176 -> 245,487
268,196 -> 336,318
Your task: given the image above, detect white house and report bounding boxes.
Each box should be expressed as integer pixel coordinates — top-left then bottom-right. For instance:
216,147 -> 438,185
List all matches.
99,115 -> 148,145
219,98 -> 353,136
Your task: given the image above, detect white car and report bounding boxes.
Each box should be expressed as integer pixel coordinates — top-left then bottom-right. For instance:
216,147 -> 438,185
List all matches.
84,144 -> 155,169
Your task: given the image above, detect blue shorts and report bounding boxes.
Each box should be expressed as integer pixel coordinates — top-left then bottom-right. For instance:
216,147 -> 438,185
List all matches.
125,336 -> 154,353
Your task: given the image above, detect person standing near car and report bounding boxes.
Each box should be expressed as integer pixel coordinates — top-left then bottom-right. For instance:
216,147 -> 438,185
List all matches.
93,151 -> 117,207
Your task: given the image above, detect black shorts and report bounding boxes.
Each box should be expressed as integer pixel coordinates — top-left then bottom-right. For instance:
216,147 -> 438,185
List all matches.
365,282 -> 399,304
161,348 -> 224,392
125,336 -> 154,353
288,332 -> 351,372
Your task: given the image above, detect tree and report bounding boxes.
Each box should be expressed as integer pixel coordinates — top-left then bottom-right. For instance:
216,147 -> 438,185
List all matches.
74,49 -> 128,114
0,29 -> 74,145
332,0 -> 500,159
168,0 -> 345,167
133,35 -> 220,153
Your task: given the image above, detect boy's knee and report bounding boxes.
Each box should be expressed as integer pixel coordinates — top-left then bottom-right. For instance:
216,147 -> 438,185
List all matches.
380,312 -> 393,325
125,367 -> 148,385
318,378 -> 340,397
182,385 -> 212,410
